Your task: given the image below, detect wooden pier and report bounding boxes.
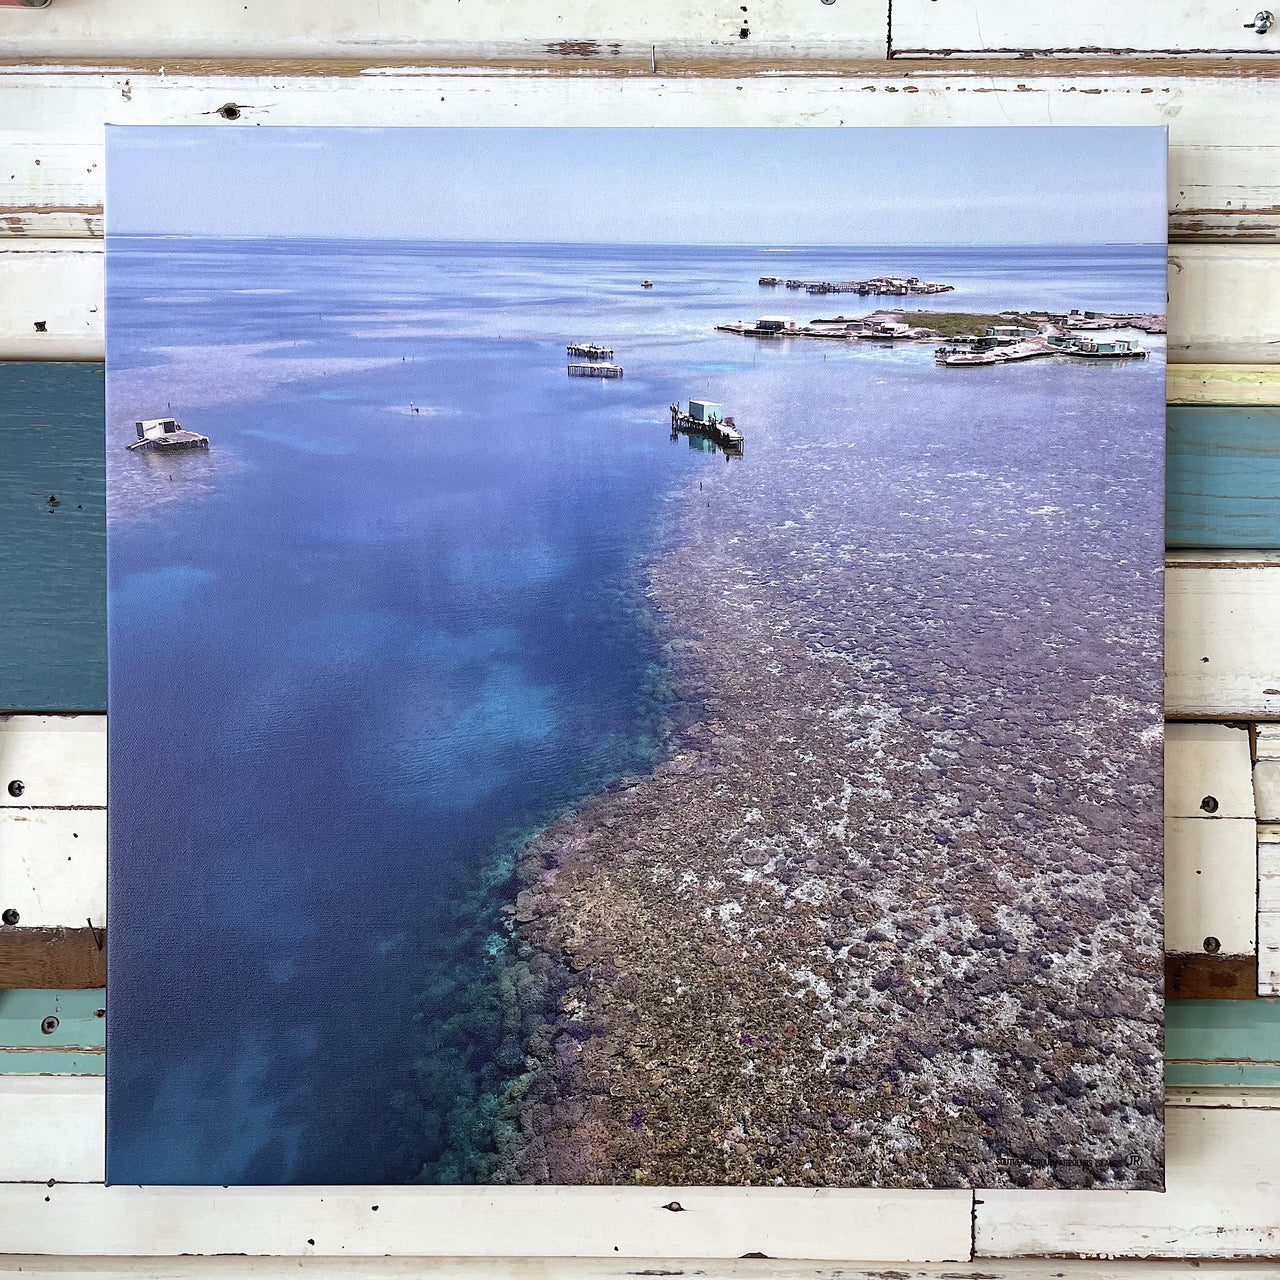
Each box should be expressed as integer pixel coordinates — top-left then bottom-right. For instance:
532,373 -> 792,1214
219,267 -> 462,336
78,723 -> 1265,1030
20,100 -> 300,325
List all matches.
567,362 -> 624,378
669,400 -> 744,456
567,342 -> 613,360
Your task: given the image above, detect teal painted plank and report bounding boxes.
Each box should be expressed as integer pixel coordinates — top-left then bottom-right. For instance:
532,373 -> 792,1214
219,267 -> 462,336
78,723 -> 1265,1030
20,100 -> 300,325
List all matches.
0,988 -> 105,1048
0,1050 -> 104,1075
2,367 -> 1279,710
1168,406 -> 1280,548
0,362 -> 106,712
1166,999 -> 1280,1087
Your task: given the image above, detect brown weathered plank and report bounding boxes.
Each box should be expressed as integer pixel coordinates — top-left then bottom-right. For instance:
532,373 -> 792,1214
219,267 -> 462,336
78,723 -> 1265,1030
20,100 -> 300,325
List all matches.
0,927 -> 105,989
1166,954 -> 1260,1000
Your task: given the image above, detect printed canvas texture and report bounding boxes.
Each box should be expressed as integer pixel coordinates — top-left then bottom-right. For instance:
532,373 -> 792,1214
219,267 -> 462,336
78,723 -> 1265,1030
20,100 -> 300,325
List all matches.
105,126 -> 1167,1189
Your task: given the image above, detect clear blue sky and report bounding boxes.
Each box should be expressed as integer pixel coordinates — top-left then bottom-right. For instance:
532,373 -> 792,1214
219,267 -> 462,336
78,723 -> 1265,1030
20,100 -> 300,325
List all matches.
106,126 -> 1165,245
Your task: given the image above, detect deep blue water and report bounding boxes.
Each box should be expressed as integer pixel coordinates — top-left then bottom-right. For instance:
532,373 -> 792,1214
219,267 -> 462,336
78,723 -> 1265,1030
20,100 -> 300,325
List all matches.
105,239 -> 1166,1184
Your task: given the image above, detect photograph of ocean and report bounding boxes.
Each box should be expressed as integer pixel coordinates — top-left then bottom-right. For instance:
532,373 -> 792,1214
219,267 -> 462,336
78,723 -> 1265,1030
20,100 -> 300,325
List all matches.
105,127 -> 1167,1189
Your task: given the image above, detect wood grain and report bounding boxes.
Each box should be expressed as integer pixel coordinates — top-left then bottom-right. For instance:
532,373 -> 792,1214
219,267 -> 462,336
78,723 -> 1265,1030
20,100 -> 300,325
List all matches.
0,64 -> 1277,241
0,927 -> 104,989
1166,954 -> 1259,999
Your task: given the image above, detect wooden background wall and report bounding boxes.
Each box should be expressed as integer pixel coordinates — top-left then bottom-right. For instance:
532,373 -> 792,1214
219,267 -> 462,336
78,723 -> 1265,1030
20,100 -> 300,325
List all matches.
4,1 -> 1280,1273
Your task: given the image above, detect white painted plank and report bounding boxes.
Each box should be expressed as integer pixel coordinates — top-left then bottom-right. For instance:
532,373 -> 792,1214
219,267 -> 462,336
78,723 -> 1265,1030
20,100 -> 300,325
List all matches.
1259,825 -> 1280,994
1165,817 -> 1257,956
1164,723 -> 1253,819
0,715 -> 106,809
0,1077 -> 103,1182
976,1102 -> 1280,1257
1165,556 -> 1280,720
0,240 -> 102,359
5,1259 -> 1280,1280
4,239 -> 1270,364
891,1 -> 1280,57
0,1182 -> 971,1259
1254,760 -> 1280,822
0,66 -> 1278,242
1168,244 -> 1280,363
0,0 -> 888,62
0,808 -> 105,928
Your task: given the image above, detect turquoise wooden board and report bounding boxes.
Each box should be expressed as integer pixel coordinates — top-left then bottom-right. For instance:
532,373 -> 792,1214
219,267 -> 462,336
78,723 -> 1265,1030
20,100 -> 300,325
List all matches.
1166,999 -> 1280,1087
1168,406 -> 1280,548
0,362 -> 106,712
3,365 -> 1278,711
0,989 -> 105,1074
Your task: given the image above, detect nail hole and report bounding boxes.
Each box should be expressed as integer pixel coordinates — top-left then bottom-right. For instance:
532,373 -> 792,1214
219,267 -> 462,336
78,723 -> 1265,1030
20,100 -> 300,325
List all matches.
33,321 -> 47,333
218,103 -> 242,120
94,1008 -> 106,1018
739,26 -> 749,36
41,1016 -> 59,1035
1203,936 -> 1221,954
1,909 -> 19,926
7,780 -> 24,797
1200,795 -> 1219,814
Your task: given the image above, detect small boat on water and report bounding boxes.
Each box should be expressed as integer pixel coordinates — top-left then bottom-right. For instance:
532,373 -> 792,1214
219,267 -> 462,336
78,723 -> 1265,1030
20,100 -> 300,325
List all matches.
126,417 -> 209,451
642,280 -> 654,288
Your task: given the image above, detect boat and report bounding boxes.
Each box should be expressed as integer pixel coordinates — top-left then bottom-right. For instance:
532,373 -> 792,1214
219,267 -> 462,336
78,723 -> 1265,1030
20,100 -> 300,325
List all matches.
126,417 -> 210,451
642,280 -> 654,288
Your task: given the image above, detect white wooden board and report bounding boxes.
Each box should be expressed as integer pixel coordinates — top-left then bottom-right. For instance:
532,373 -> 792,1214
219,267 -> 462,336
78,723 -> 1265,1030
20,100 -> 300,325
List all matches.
1259,824 -> 1280,994
1165,817 -> 1257,956
0,238 -> 1267,363
0,715 -> 106,809
0,1180 -> 971,1260
1,65 -> 1279,241
0,807 -> 105,928
1165,555 -> 1280,721
0,0 -> 888,63
976,1099 -> 1280,1258
5,1260 -> 1280,1280
0,1077 -> 104,1182
1164,723 -> 1254,819
891,1 -> 1280,58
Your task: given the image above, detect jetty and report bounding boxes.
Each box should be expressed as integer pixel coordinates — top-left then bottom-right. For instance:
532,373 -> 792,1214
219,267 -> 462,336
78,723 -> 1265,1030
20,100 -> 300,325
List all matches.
783,275 -> 954,296
936,331 -> 1148,367
568,362 -> 624,378
567,342 -> 613,360
126,417 -> 209,451
670,400 -> 743,456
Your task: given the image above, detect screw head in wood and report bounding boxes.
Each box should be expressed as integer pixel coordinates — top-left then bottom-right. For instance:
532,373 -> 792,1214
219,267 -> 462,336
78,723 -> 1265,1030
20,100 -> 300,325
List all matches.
7,779 -> 24,797
41,1016 -> 59,1035
1203,936 -> 1222,954
1,909 -> 18,926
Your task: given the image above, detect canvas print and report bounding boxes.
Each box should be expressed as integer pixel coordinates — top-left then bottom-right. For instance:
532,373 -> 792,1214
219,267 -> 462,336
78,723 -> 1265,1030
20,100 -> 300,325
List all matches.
105,126 -> 1167,1189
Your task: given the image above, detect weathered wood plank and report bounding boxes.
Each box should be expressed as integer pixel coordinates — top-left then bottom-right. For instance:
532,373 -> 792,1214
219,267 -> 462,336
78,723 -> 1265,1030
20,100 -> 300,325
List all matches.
0,714 -> 105,807
0,809 -> 105,928
0,927 -> 104,989
3,241 -> 1276,365
1167,408 -> 1280,548
7,1262 -> 1280,1280
976,1098 -> 1280,1257
1168,365 -> 1280,406
0,361 -> 107,712
0,0 -> 890,63
0,64 -> 1278,242
0,1183 -> 971,1259
1165,554 -> 1280,720
1259,823 -> 1280,995
1165,817 -> 1257,957
890,1 -> 1280,58
1166,954 -> 1258,999
0,1077 -> 104,1182
0,988 -> 105,1077
1164,722 -> 1254,818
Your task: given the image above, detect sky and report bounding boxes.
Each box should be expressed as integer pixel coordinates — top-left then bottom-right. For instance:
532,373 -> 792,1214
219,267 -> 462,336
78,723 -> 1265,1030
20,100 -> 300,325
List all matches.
106,126 -> 1166,246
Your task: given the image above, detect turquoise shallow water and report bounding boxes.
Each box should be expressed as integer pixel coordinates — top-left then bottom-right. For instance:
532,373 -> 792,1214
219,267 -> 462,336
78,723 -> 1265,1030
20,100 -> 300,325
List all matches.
104,239 -> 1166,1184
